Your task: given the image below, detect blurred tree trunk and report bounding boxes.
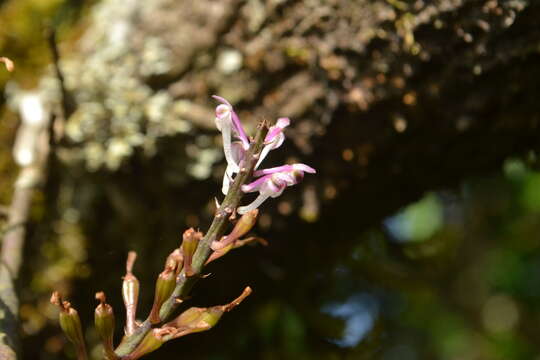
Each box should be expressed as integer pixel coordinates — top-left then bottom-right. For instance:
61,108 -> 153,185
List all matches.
45,0 -> 540,223
0,264 -> 18,360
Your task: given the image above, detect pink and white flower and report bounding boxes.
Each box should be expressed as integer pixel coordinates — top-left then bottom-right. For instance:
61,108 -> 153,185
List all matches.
237,164 -> 316,214
255,117 -> 290,169
213,95 -> 316,213
213,96 -> 250,174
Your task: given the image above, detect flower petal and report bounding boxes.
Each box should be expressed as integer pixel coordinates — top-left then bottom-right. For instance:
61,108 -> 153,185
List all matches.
221,164 -> 234,195
231,112 -> 250,149
213,95 -> 250,149
212,95 -> 232,107
220,120 -> 240,173
265,118 -> 290,143
237,192 -> 271,215
241,174 -> 272,193
292,163 -> 316,173
253,164 -> 294,177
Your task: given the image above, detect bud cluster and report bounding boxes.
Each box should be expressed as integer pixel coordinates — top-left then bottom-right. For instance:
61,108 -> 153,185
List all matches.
125,287 -> 252,360
52,246 -> 253,359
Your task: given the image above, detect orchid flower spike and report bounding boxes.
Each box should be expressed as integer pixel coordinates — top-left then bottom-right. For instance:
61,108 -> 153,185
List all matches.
213,96 -> 250,174
237,164 -> 316,214
255,118 -> 290,169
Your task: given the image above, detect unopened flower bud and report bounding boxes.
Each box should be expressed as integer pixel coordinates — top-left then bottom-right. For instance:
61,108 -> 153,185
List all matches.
149,266 -> 176,324
199,308 -> 224,329
207,236 -> 267,265
59,307 -> 85,346
206,243 -> 234,265
166,307 -> 207,329
95,292 -> 117,359
122,251 -> 139,335
164,287 -> 252,339
165,248 -> 183,276
182,228 -> 202,277
124,329 -> 164,360
164,307 -> 223,338
211,209 -> 258,250
50,292 -> 88,360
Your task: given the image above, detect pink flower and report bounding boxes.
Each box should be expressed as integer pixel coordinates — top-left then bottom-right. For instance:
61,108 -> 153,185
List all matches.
221,141 -> 247,195
237,164 -> 316,214
255,118 -> 290,169
213,96 -> 250,174
213,96 -> 316,213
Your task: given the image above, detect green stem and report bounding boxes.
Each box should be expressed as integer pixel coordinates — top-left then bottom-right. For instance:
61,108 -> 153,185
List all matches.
114,122 -> 268,357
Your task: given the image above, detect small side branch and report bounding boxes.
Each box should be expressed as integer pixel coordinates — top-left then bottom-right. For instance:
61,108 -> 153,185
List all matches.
47,28 -> 75,122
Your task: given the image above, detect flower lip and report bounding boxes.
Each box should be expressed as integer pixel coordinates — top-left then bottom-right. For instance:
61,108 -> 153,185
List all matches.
266,175 -> 287,195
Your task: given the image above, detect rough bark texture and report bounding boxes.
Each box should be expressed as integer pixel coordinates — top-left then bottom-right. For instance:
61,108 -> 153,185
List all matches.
39,0 -> 539,213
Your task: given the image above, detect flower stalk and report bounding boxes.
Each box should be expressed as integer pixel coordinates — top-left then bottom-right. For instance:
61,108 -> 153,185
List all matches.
51,96 -> 315,359
114,120 -> 269,358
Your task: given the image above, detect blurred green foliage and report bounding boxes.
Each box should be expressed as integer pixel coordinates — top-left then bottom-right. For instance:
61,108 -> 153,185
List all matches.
0,0 -> 95,87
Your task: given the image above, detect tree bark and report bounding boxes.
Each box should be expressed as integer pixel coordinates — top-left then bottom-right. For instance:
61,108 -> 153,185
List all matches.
47,0 -> 540,216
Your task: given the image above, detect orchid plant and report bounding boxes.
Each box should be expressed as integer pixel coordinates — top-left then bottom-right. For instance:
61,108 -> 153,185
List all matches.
51,96 -> 315,360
